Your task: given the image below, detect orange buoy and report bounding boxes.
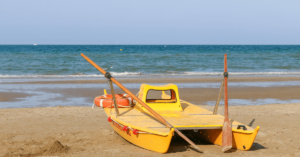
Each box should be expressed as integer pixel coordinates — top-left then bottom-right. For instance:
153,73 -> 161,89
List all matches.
94,94 -> 133,108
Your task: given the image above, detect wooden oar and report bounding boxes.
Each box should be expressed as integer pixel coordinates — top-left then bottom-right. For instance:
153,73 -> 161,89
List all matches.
81,53 -> 203,153
222,54 -> 232,152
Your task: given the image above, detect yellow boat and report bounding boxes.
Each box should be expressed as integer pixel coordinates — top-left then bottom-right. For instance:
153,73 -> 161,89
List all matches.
81,53 -> 259,153
103,83 -> 260,153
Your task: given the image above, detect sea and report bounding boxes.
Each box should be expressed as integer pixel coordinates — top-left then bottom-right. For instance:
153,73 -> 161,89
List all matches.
1,45 -> 300,108
1,45 -> 300,81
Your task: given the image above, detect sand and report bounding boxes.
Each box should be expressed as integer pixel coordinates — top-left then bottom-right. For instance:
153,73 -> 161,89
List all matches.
1,104 -> 300,157
1,77 -> 300,156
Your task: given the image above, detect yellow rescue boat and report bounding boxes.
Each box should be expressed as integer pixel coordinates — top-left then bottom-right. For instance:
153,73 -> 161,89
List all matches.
81,53 -> 259,153
103,83 -> 259,153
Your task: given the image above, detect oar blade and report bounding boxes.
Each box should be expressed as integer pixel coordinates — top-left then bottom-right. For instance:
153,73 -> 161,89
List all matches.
222,118 -> 232,152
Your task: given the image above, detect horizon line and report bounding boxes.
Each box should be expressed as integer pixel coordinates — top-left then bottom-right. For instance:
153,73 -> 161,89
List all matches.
1,44 -> 300,46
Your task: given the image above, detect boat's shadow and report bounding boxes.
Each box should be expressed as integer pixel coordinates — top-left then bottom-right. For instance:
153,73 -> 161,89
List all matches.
167,131 -> 211,153
167,131 -> 266,153
249,142 -> 267,151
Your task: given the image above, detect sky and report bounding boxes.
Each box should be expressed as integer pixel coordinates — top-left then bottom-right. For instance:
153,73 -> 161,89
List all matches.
0,0 -> 299,45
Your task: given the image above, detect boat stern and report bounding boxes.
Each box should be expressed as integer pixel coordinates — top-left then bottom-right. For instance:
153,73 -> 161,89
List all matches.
193,126 -> 260,151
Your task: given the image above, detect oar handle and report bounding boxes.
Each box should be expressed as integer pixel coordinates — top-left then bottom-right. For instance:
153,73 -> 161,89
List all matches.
81,54 -> 106,74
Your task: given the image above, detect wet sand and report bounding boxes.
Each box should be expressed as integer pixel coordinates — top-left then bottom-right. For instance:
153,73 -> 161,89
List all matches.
2,85 -> 300,106
37,85 -> 300,105
0,92 -> 32,102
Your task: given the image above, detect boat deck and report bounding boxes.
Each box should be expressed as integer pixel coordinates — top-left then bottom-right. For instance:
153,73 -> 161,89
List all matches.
106,99 -> 254,136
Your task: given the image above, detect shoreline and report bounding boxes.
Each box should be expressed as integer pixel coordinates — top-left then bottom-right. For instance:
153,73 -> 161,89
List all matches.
1,83 -> 300,108
1,75 -> 300,108
2,76 -> 300,84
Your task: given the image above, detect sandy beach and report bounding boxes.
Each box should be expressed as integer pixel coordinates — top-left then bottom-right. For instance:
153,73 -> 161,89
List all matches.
1,77 -> 300,156
1,104 -> 300,157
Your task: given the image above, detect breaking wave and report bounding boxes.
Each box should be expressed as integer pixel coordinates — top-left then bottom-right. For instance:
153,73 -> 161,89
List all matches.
0,71 -> 300,79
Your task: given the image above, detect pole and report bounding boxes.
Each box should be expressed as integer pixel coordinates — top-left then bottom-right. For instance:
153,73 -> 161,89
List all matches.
108,79 -> 119,116
213,79 -> 224,115
81,53 -> 203,153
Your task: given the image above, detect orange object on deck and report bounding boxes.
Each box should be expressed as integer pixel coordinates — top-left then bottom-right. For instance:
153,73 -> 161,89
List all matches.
94,94 -> 133,108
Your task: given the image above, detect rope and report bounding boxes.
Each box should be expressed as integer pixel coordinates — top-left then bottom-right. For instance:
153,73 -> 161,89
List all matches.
103,112 -> 166,136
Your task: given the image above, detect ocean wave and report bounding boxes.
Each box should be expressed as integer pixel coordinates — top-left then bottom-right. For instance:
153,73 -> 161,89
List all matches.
110,72 -> 142,76
146,71 -> 300,76
0,74 -> 102,78
0,72 -> 142,78
182,72 -> 300,76
0,71 -> 300,79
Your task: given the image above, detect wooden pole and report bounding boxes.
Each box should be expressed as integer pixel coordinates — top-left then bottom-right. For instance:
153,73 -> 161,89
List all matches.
222,54 -> 232,152
81,53 -> 203,153
213,79 -> 224,115
108,79 -> 119,116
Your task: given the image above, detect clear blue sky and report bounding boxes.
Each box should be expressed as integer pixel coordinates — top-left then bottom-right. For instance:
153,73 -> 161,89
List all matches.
1,0 -> 299,45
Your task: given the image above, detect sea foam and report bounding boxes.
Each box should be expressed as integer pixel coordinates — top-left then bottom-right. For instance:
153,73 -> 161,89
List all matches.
0,71 -> 300,79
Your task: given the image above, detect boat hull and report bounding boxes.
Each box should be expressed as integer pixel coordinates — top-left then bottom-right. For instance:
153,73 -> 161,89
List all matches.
109,121 -> 174,153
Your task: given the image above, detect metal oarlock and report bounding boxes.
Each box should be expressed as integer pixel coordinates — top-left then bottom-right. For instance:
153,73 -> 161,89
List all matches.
105,72 -> 112,79
223,72 -> 229,78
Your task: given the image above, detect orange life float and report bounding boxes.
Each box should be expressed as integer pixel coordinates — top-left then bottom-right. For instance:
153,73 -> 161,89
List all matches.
94,94 -> 133,108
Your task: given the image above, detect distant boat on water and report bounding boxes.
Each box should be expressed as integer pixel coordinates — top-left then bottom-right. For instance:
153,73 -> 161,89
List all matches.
33,44 -> 37,45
